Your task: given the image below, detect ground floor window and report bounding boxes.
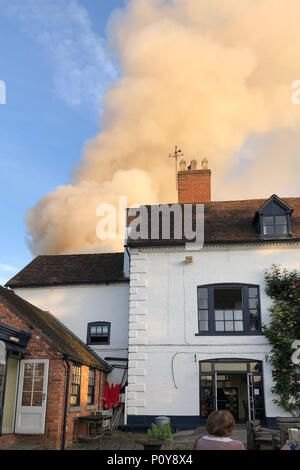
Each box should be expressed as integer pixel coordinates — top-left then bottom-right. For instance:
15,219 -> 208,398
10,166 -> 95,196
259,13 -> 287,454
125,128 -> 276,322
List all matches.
87,368 -> 95,405
199,359 -> 265,422
70,364 -> 81,406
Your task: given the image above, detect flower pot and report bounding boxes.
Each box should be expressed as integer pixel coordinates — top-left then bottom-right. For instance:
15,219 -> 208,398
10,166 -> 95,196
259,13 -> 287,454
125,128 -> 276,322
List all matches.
143,443 -> 162,450
135,437 -> 173,450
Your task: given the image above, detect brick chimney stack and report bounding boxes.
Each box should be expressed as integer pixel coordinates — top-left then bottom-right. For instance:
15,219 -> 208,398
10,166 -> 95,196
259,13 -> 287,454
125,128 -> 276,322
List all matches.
177,158 -> 211,204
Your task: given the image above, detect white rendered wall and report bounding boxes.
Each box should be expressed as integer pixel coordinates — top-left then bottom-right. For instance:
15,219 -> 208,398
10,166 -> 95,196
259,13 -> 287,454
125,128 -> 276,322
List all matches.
13,283 -> 129,385
127,243 -> 300,420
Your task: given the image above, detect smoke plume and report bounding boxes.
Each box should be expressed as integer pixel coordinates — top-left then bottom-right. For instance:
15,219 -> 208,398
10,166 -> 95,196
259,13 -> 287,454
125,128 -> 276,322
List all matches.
26,0 -> 300,254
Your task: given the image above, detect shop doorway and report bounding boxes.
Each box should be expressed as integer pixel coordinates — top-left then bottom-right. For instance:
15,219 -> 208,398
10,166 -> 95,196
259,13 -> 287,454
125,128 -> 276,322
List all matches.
199,359 -> 265,423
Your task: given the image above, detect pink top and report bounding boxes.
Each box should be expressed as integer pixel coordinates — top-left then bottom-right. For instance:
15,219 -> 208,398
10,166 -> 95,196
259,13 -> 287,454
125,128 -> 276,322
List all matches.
195,436 -> 246,450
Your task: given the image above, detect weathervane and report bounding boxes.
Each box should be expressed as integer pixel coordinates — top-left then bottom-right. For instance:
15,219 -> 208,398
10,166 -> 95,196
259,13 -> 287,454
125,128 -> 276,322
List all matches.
168,145 -> 183,190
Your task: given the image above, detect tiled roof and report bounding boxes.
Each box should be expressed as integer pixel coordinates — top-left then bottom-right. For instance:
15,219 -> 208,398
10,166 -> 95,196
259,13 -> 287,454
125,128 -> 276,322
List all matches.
6,252 -> 128,288
0,286 -> 111,371
126,197 -> 300,247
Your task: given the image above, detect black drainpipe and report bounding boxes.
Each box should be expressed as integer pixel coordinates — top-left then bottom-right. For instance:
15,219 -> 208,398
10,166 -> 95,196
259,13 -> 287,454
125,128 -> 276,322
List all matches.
0,349 -> 8,437
61,355 -> 70,451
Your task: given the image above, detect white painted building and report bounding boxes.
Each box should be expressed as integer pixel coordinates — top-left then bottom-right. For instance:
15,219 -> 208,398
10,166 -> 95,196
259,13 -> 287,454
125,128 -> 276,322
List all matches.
126,243 -> 300,429
7,253 -> 130,386
6,160 -> 300,430
125,160 -> 300,429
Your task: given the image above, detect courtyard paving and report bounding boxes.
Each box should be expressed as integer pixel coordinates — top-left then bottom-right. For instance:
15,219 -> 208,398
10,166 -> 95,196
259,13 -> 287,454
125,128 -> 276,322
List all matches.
0,425 -> 247,450
69,425 -> 247,451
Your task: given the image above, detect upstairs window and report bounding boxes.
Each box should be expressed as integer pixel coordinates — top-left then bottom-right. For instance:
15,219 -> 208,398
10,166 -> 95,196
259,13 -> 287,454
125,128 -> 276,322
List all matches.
262,215 -> 288,236
256,195 -> 293,239
214,287 -> 243,332
87,322 -> 111,345
197,284 -> 261,335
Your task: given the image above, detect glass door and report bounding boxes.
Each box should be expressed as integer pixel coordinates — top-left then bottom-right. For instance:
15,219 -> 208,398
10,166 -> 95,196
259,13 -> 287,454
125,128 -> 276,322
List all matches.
200,360 -> 265,423
199,373 -> 216,418
15,359 -> 49,434
247,373 -> 255,421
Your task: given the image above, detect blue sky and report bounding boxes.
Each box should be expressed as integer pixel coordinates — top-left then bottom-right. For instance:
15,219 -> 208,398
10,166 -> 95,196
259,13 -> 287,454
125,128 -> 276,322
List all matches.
0,0 -> 125,284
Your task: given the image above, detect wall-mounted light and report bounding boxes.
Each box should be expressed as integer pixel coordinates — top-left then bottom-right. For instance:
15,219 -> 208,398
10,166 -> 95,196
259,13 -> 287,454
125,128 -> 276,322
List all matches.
185,256 -> 193,263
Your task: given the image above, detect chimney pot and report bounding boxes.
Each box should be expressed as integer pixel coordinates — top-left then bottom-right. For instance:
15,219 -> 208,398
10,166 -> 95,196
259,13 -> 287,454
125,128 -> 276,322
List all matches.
190,159 -> 197,170
179,159 -> 186,171
201,158 -> 208,170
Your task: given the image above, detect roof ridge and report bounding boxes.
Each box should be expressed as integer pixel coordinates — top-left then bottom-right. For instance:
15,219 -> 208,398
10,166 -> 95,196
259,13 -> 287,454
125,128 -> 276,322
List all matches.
35,252 -> 124,258
0,286 -> 111,371
130,196 -> 300,207
40,307 -> 112,370
5,252 -> 127,288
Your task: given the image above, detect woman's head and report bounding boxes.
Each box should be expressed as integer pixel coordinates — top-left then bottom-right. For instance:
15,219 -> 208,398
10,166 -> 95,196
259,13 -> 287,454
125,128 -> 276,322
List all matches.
296,430 -> 300,450
207,410 -> 235,437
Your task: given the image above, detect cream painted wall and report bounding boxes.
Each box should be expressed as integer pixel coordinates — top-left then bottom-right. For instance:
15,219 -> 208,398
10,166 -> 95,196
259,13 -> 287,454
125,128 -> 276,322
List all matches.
2,357 -> 19,433
13,283 -> 129,385
127,243 -> 300,419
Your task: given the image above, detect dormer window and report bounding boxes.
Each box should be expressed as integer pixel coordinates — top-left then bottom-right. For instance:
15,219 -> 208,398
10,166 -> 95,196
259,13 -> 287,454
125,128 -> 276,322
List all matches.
255,195 -> 293,239
262,215 -> 288,236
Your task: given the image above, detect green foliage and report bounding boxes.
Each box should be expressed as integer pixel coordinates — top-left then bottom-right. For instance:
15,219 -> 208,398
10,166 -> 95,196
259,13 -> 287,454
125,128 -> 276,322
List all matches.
263,265 -> 300,416
147,423 -> 172,440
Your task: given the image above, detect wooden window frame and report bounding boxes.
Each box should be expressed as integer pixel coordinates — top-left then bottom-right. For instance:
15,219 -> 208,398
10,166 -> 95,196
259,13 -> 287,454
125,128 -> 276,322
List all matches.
70,363 -> 81,407
257,196 -> 292,239
87,322 -> 111,346
196,283 -> 262,336
87,368 -> 96,405
261,215 -> 289,237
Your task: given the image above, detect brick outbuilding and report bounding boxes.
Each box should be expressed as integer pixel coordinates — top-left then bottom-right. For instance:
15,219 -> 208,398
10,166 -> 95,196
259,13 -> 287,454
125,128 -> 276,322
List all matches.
0,286 -> 111,449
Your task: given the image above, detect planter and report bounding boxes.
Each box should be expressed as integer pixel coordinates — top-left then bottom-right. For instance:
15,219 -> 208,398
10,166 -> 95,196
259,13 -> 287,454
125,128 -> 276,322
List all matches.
135,438 -> 173,450
144,442 -> 162,450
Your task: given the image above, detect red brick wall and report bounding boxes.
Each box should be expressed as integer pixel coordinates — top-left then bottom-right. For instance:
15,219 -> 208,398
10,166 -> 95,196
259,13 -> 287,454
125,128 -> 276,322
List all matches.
63,364 -> 107,449
178,169 -> 211,204
0,299 -> 108,449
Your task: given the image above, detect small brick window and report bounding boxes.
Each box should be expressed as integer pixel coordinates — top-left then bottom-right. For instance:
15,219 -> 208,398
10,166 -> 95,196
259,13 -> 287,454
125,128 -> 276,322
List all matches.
87,322 -> 111,345
70,364 -> 81,406
88,368 -> 96,405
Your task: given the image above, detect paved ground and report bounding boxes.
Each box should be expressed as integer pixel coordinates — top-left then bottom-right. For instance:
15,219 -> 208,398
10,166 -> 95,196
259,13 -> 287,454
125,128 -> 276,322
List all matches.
0,426 -> 247,451
70,425 -> 247,451
0,437 -> 48,450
